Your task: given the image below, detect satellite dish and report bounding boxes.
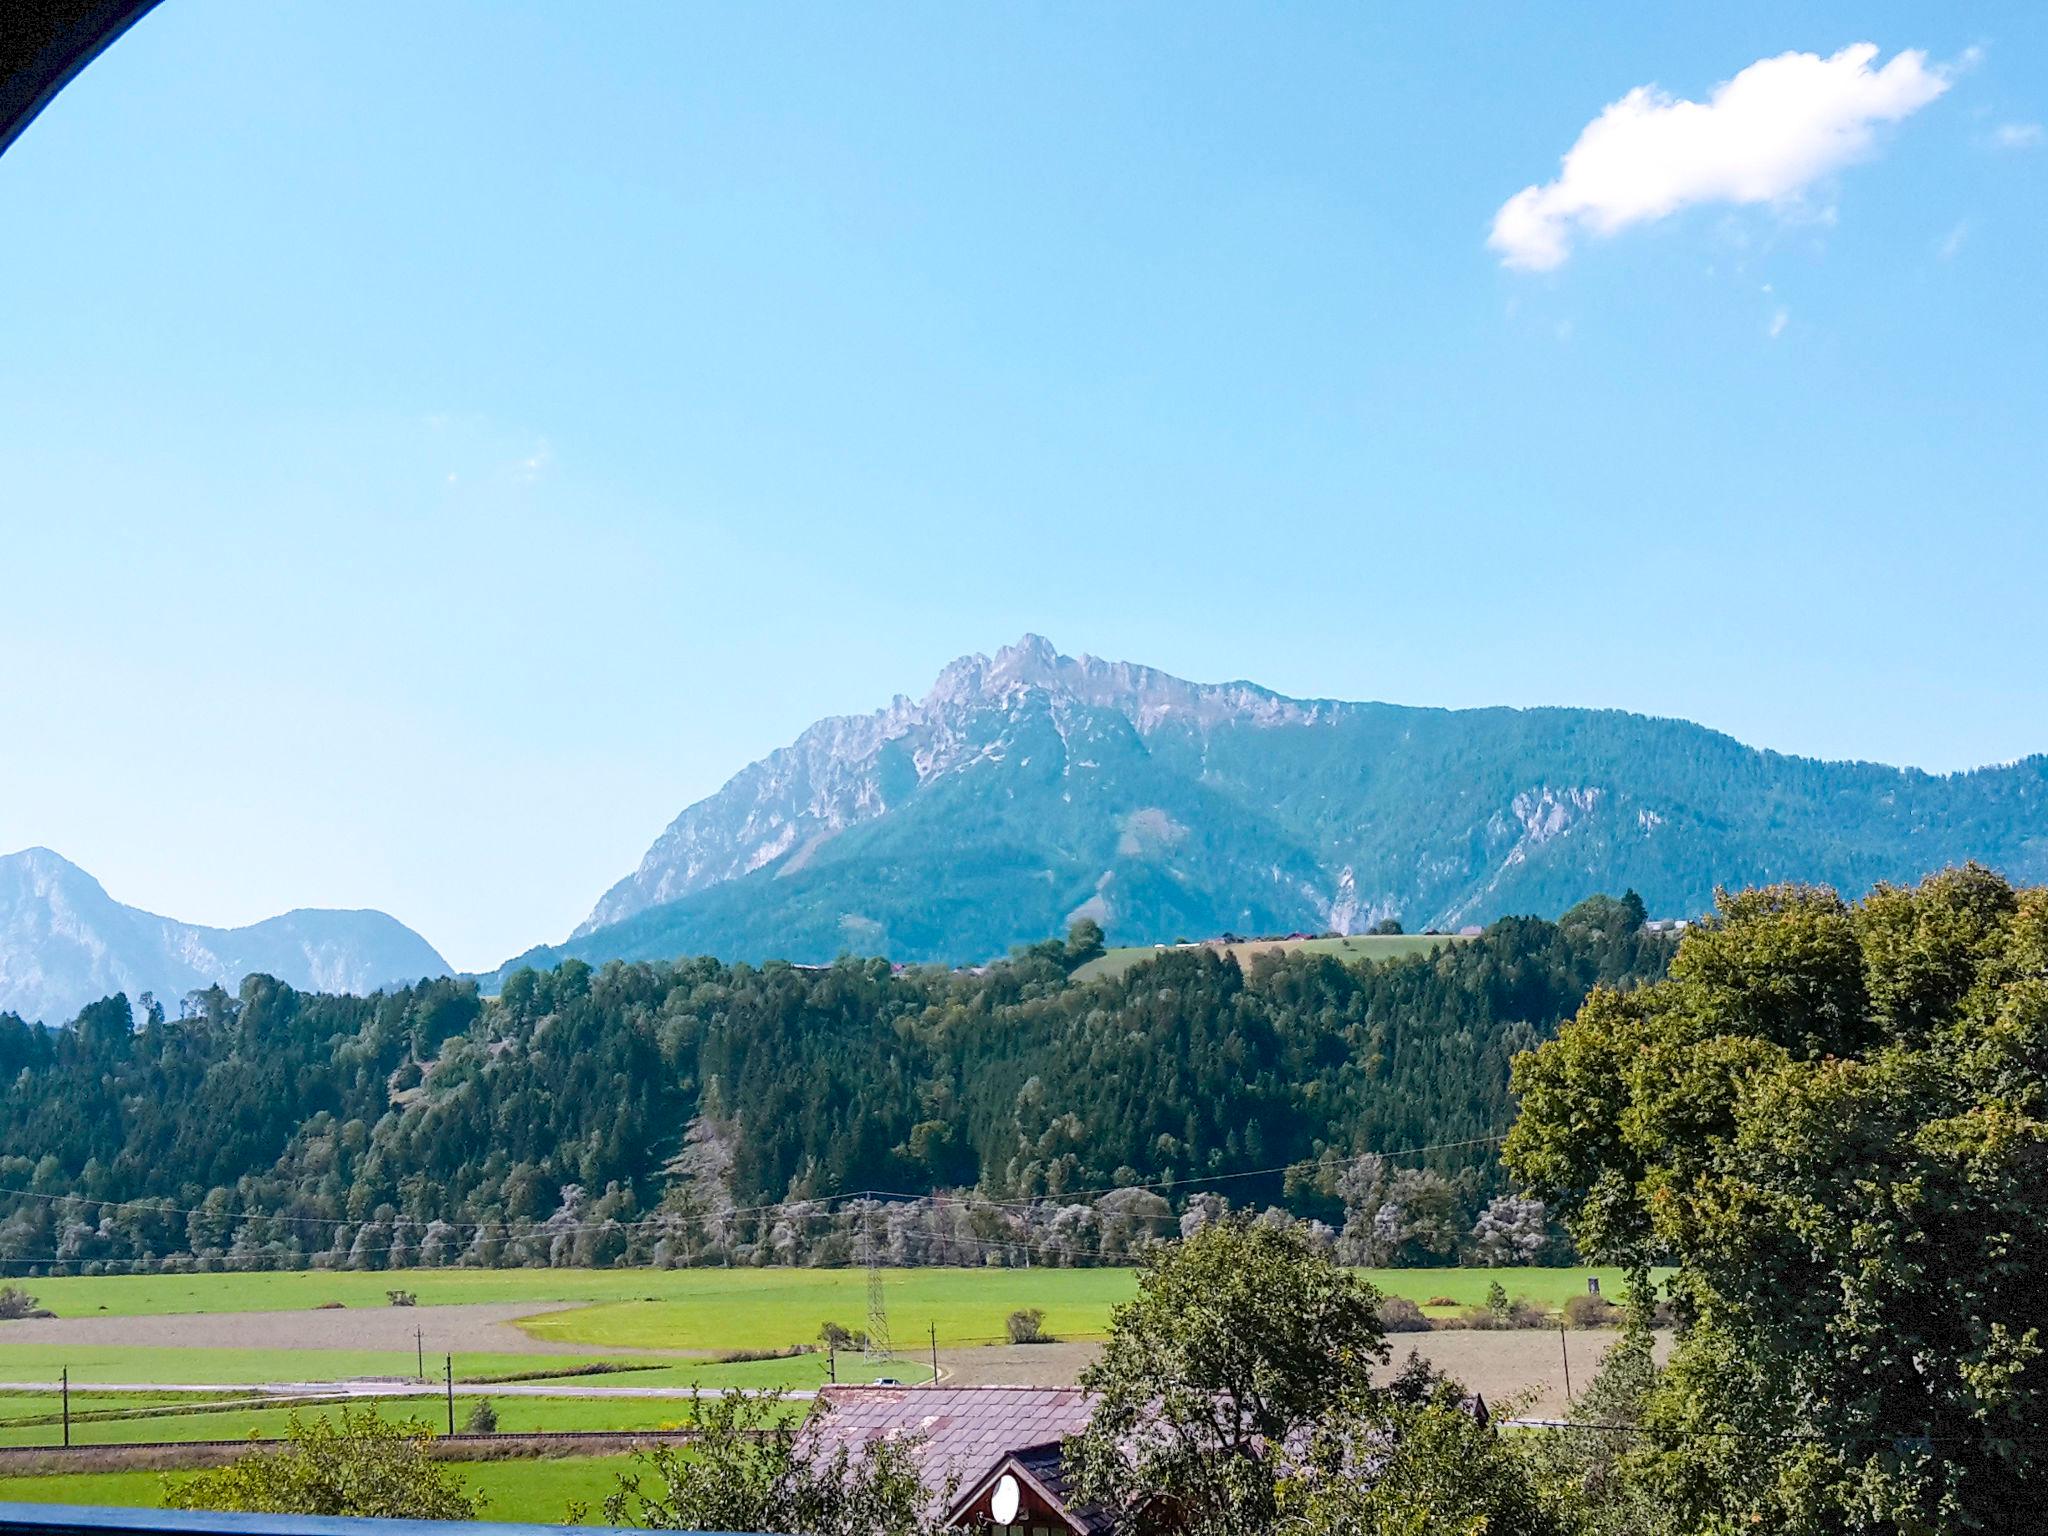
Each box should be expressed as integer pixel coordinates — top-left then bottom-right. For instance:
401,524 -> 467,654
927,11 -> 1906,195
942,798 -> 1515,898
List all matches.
990,1472 -> 1022,1525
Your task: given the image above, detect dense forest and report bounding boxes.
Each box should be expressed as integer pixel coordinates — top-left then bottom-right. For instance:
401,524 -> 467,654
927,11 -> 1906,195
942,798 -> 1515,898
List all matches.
0,897 -> 1673,1274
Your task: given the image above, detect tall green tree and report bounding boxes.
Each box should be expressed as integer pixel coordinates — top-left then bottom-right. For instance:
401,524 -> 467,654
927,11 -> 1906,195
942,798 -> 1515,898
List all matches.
1505,866 -> 2048,1534
598,1389 -> 949,1536
1067,1220 -> 1389,1534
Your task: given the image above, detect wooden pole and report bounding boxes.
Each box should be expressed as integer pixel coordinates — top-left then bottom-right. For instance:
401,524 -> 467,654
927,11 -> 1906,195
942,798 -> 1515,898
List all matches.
61,1367 -> 69,1447
445,1355 -> 455,1435
1559,1326 -> 1573,1405
416,1325 -> 425,1382
929,1322 -> 938,1386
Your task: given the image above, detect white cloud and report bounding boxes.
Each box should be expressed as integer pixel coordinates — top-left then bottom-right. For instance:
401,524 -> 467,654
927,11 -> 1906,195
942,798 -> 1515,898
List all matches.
1491,44 -> 1951,271
1992,121 -> 2043,149
1767,307 -> 1790,339
1938,221 -> 1968,260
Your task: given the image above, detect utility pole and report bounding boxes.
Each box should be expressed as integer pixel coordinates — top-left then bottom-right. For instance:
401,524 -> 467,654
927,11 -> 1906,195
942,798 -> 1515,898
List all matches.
445,1355 -> 454,1435
416,1325 -> 425,1382
928,1322 -> 938,1386
827,1341 -> 836,1385
60,1367 -> 69,1448
1558,1326 -> 1573,1405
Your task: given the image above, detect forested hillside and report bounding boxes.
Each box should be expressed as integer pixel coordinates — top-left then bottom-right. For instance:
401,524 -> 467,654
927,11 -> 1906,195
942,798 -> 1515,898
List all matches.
0,898 -> 1671,1273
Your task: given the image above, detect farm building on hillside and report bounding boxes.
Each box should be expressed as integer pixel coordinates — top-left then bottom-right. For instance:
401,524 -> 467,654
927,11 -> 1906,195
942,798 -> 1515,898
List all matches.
804,1384 -> 1110,1533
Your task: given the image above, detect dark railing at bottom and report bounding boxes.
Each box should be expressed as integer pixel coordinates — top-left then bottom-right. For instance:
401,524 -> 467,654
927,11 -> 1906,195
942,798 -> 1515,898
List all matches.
0,1506 -> 772,1536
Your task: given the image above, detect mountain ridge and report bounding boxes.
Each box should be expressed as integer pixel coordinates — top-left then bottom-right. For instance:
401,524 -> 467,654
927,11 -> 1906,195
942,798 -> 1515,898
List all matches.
0,847 -> 453,1025
506,636 -> 2048,978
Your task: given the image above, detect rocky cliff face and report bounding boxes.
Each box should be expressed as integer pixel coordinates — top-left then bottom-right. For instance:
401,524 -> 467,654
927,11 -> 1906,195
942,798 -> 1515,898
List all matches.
0,848 -> 452,1024
578,636 -> 1326,937
524,636 -> 2047,973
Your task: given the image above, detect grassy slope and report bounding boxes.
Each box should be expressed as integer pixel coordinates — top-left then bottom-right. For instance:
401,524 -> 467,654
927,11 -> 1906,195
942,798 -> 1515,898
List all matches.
1071,933 -> 1466,983
0,1455 -> 637,1524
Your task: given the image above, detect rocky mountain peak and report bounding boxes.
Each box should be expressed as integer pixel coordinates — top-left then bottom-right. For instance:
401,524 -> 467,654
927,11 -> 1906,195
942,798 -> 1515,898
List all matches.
553,638 -> 2048,969
0,850 -> 452,1025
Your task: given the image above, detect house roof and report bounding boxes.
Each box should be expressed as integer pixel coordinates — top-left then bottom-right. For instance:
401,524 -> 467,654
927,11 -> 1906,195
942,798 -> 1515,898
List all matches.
808,1384 -> 1097,1489
948,1440 -> 1116,1535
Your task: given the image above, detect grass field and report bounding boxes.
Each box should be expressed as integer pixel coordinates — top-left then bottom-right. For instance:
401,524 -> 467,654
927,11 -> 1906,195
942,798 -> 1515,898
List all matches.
0,1455 -> 638,1523
0,1343 -> 923,1395
1072,932 -> 1468,983
521,1265 -> 1640,1350
0,1263 -> 1650,1507
7,1266 -> 1640,1359
0,1391 -> 785,1447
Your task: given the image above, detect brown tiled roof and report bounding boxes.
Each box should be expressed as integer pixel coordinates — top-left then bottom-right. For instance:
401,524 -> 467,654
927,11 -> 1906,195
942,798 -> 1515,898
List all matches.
805,1384 -> 1096,1492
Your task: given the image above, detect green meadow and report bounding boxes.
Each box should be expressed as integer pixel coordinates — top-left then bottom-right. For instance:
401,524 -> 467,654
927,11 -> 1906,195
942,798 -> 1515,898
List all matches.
1072,932 -> 1466,982
520,1265 -> 1638,1349
11,1265 -> 1638,1356
0,1455 -> 639,1523
0,1343 -> 923,1393
0,1392 -> 788,1448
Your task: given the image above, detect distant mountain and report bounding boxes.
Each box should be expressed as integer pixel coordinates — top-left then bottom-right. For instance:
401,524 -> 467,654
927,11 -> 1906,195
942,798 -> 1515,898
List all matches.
0,848 -> 452,1025
502,636 -> 2048,975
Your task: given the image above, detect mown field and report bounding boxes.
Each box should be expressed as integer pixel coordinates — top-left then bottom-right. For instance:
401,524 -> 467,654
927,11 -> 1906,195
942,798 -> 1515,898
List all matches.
0,1390 -> 784,1447
0,1454 -> 639,1523
0,1340 -> 918,1392
0,1264 -> 1646,1517
11,1265 -> 1633,1351
519,1265 -> 1633,1350
1071,932 -> 1467,982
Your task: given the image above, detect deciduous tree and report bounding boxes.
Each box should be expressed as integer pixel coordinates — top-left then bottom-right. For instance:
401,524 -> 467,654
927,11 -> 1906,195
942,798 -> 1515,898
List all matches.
1505,866 -> 2048,1534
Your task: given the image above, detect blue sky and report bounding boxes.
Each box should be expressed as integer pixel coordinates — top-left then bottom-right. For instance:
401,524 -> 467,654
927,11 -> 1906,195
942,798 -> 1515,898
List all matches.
1,2 -> 2042,970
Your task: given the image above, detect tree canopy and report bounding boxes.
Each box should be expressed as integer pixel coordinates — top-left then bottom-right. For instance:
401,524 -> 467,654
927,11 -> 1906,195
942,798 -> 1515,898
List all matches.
1505,864 -> 2048,1533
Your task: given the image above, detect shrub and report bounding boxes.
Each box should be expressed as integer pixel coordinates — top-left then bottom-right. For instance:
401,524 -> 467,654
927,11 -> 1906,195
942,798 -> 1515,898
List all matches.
1376,1296 -> 1431,1333
0,1285 -> 41,1320
1424,1296 -> 1456,1308
385,1289 -> 417,1307
165,1405 -> 484,1520
1455,1306 -> 1501,1331
463,1400 -> 498,1434
818,1321 -> 854,1350
711,1345 -> 811,1363
1485,1280 -> 1511,1323
1563,1293 -> 1622,1329
1507,1297 -> 1554,1329
1006,1307 -> 1050,1344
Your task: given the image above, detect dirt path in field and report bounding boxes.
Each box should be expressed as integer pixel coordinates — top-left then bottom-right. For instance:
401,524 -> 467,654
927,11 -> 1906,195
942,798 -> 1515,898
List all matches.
936,1329 -> 1672,1418
0,1301 -> 607,1355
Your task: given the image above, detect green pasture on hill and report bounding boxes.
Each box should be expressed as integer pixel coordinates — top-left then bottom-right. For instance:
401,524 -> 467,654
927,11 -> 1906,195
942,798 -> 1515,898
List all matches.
1072,932 -> 1467,982
0,1455 -> 639,1523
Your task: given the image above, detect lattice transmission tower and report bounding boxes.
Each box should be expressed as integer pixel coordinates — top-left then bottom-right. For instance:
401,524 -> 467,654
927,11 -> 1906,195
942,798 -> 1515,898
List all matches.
860,1203 -> 893,1363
